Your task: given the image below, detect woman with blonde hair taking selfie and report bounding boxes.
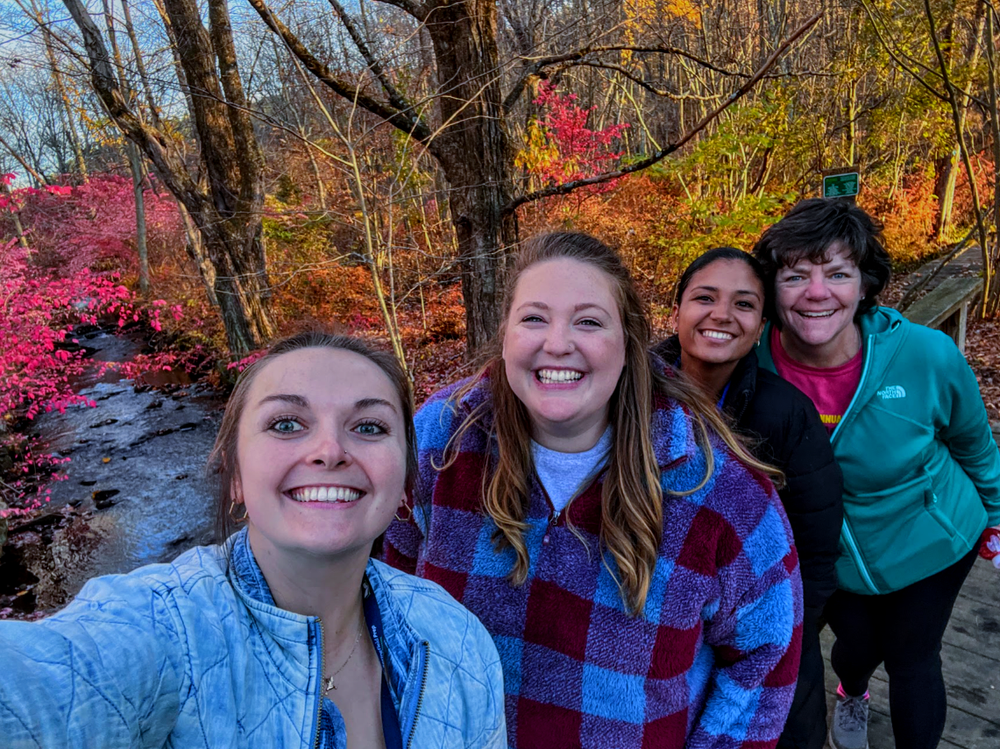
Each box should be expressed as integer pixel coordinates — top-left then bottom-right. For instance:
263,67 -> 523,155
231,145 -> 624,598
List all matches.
0,332 -> 505,748
387,232 -> 802,749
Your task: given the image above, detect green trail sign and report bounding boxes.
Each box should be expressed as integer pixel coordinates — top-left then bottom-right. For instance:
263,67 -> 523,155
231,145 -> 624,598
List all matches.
823,172 -> 860,199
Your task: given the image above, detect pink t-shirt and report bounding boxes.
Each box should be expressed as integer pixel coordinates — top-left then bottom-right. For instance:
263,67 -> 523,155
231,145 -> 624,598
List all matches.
771,327 -> 862,435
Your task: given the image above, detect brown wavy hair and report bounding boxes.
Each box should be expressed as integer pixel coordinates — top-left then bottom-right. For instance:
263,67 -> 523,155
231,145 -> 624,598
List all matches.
441,232 -> 779,616
209,331 -> 417,546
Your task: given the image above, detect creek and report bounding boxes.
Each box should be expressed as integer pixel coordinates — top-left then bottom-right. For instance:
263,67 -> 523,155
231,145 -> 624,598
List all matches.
0,328 -> 223,618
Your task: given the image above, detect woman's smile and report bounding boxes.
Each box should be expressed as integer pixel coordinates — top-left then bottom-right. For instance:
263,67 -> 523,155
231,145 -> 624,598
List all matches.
534,367 -> 586,386
286,485 -> 365,503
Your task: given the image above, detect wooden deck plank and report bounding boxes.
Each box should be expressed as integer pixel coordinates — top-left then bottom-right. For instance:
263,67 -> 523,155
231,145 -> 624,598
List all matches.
903,277 -> 983,328
819,559 -> 1000,748
943,600 -> 1000,661
956,558 -> 999,608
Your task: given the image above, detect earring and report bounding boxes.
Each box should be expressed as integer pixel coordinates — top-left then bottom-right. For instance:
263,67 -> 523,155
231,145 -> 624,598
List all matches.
229,499 -> 248,523
394,501 -> 413,523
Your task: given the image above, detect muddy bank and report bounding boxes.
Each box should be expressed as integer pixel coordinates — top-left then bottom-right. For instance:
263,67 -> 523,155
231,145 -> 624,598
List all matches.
0,331 -> 223,619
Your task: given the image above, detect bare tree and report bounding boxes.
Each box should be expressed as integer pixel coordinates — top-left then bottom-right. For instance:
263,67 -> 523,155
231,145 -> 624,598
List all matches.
246,0 -> 818,352
60,0 -> 275,353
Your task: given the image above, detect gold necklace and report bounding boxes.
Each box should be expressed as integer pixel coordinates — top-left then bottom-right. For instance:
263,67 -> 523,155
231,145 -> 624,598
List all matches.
323,616 -> 364,691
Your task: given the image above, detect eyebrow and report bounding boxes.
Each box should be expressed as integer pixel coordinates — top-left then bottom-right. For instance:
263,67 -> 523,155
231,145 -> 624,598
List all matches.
355,397 -> 398,413
256,394 -> 398,413
690,284 -> 761,299
515,302 -> 612,315
258,394 -> 308,408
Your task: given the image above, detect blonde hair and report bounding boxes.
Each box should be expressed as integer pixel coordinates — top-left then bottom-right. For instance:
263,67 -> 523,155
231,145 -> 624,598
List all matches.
440,233 -> 779,616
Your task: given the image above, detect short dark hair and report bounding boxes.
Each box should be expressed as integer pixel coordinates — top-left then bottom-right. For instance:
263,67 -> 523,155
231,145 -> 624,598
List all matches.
208,332 -> 416,545
676,247 -> 768,315
752,198 -> 892,322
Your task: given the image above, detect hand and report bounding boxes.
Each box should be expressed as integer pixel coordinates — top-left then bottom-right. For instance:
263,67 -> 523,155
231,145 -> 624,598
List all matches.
979,526 -> 1000,569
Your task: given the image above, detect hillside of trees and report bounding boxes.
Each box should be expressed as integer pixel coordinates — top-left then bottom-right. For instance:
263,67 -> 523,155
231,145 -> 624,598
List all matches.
0,0 -> 998,514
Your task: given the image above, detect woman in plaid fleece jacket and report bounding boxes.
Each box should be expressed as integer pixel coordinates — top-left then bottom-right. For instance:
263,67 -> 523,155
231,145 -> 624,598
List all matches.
386,232 -> 803,749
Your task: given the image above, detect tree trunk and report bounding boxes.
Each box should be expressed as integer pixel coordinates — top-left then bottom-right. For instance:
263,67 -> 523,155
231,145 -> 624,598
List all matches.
177,200 -> 220,307
1,179 -> 30,250
30,0 -> 88,182
985,8 -> 999,314
933,1 -> 987,240
425,0 -> 518,354
934,151 -> 960,240
127,143 -> 149,294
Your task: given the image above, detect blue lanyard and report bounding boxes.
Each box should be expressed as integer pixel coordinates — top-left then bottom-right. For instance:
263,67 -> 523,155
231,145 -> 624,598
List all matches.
674,356 -> 731,411
362,575 -> 404,749
717,381 -> 730,411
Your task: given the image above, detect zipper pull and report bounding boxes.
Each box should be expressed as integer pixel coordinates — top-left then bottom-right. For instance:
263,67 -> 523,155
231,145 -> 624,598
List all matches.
544,511 -> 560,544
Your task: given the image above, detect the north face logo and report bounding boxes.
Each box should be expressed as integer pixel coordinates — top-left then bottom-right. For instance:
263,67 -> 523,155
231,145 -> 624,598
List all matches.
878,385 -> 906,399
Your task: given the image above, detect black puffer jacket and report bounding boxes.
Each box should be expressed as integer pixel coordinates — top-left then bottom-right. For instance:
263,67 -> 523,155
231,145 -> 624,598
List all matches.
655,336 -> 844,622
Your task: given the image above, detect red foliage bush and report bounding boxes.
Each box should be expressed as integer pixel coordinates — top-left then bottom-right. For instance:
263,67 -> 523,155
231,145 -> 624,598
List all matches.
519,82 -> 629,196
0,231 -> 174,514
3,174 -> 183,277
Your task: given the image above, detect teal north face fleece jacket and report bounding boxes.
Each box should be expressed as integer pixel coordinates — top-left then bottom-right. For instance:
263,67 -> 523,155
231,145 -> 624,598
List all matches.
758,306 -> 1000,595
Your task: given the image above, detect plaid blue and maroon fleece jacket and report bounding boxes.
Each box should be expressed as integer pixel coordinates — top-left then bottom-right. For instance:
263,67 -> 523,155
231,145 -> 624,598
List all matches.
385,376 -> 803,749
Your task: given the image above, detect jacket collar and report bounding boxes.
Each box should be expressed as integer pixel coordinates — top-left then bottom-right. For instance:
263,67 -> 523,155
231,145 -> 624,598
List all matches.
757,305 -> 904,373
226,529 -> 420,701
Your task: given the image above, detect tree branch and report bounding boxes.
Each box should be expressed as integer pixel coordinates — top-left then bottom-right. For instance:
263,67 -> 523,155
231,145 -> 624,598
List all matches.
370,0 -> 428,22
60,0 -> 210,218
571,61 -> 730,101
925,0 -> 992,311
859,0 -> 948,103
503,44 -> 754,113
504,12 -> 822,215
327,0 -> 414,115
0,130 -> 47,185
244,0 -> 435,148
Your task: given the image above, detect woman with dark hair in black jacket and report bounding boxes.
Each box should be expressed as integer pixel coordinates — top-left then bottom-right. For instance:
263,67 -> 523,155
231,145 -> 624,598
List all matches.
654,247 -> 844,749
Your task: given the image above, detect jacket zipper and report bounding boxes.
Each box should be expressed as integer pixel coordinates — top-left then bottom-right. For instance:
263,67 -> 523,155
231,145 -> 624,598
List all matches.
404,641 -> 429,749
539,479 -> 560,545
831,332 -> 881,595
313,619 -> 324,749
538,458 -> 609,545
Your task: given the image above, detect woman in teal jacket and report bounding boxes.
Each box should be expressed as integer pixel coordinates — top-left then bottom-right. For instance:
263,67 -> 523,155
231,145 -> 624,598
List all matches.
753,199 -> 1000,749
0,332 -> 506,749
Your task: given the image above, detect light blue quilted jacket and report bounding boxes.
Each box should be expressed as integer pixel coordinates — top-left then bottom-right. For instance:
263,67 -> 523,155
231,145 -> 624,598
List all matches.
0,531 -> 506,748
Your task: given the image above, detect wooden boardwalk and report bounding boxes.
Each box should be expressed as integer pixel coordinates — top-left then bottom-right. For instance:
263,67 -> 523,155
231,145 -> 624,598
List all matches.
820,554 -> 1000,747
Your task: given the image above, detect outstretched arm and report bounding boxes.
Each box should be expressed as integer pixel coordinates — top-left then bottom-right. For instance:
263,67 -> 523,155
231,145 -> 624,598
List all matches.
0,575 -> 183,747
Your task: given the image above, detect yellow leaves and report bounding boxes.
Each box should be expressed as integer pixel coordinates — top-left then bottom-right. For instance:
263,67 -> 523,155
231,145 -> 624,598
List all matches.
514,120 -> 558,174
664,0 -> 702,26
621,0 -> 703,63
80,112 -> 124,149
